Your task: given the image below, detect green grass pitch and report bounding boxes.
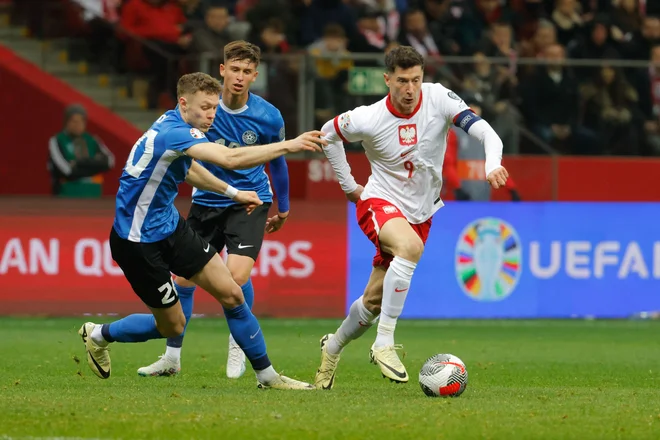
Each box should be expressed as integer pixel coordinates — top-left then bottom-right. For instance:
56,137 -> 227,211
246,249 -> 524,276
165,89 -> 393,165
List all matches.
1,317 -> 660,439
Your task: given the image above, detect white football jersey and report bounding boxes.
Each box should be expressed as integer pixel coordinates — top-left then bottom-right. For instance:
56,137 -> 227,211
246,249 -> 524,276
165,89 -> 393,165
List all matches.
326,83 -> 471,224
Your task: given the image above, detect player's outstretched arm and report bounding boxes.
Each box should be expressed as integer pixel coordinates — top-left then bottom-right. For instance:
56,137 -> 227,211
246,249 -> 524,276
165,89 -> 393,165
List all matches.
462,118 -> 508,188
186,131 -> 327,170
185,160 -> 262,213
320,117 -> 361,200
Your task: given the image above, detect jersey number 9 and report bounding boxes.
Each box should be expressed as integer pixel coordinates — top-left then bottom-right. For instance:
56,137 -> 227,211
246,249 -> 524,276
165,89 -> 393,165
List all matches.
404,160 -> 414,179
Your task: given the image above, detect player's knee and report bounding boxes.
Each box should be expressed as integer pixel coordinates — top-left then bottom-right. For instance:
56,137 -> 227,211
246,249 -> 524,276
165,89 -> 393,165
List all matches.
220,284 -> 244,309
394,238 -> 424,262
174,276 -> 195,288
230,271 -> 250,287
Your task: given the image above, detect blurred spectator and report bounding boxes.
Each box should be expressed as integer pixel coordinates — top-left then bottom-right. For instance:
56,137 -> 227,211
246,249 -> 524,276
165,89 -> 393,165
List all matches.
309,23 -> 354,124
455,0 -> 518,55
462,52 -> 520,153
580,65 -> 641,155
399,9 -> 446,56
520,44 -> 599,154
256,18 -> 298,132
610,0 -> 642,44
48,105 -> 115,198
623,15 -> 660,60
120,0 -> 190,108
569,17 -> 620,80
120,0 -> 188,44
422,0 -> 459,54
257,18 -> 290,54
351,2 -> 399,53
636,44 -> 660,155
400,8 -> 457,83
519,18 -> 557,56
178,0 -> 205,24
551,0 -> 584,48
299,0 -> 359,47
478,21 -> 519,76
68,0 -> 122,71
190,3 -> 231,54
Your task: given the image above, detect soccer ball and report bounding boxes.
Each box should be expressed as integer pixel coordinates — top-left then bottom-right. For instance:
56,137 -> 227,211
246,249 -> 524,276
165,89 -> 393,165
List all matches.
418,354 -> 468,397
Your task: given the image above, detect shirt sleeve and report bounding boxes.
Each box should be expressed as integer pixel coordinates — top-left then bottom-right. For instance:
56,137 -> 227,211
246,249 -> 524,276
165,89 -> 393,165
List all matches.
431,83 -> 471,122
323,108 -> 365,144
166,127 -> 209,153
266,111 -> 290,212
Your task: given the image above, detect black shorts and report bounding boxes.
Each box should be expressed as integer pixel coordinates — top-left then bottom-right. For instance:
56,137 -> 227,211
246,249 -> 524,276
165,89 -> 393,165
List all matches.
186,202 -> 271,261
109,215 -> 216,309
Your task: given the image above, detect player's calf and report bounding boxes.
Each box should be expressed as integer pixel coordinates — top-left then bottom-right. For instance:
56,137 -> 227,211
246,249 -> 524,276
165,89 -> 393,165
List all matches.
191,254 -> 313,389
151,307 -> 186,338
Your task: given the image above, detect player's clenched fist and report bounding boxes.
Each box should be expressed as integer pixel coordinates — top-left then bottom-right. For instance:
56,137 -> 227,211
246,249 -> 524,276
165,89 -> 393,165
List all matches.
285,131 -> 328,153
234,190 -> 263,215
486,167 -> 509,189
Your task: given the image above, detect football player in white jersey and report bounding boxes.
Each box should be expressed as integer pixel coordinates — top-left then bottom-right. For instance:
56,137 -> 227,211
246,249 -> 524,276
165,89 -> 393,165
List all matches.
314,46 -> 509,389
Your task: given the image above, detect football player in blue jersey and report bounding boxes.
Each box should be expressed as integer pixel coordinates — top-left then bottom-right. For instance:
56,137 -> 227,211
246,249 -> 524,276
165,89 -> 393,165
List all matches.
78,72 -> 326,390
137,41 -> 293,380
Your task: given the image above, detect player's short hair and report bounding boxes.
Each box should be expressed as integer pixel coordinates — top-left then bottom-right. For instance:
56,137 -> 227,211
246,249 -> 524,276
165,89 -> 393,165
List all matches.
384,46 -> 425,73
176,72 -> 222,98
224,40 -> 261,66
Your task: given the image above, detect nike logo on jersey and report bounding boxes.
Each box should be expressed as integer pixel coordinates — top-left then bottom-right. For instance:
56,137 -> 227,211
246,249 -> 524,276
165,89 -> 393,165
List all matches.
394,287 -> 408,293
250,328 -> 261,339
203,243 -> 210,253
238,244 -> 254,249
400,148 -> 415,158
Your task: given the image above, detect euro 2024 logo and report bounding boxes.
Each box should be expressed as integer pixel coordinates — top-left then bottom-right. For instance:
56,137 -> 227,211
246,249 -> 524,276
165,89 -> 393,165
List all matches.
455,218 -> 522,302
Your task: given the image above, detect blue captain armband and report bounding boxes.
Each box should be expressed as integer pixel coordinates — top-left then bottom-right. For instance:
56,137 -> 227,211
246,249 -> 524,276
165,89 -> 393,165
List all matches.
453,109 -> 482,133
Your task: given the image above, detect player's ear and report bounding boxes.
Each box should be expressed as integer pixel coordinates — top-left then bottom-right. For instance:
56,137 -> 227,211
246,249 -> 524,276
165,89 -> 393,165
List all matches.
219,64 -> 225,78
383,72 -> 390,87
252,70 -> 259,83
178,96 -> 187,110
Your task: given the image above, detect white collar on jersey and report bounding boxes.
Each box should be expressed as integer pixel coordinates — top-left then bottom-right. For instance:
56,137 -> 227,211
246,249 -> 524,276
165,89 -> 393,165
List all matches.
219,98 -> 249,114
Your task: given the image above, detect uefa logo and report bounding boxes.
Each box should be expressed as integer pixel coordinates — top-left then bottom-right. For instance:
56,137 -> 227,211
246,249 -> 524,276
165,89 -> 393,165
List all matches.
455,217 -> 522,302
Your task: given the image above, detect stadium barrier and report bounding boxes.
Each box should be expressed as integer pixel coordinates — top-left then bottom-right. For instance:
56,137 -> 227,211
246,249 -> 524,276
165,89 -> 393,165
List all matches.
3,199 -> 659,319
348,202 -> 660,319
0,198 -> 347,317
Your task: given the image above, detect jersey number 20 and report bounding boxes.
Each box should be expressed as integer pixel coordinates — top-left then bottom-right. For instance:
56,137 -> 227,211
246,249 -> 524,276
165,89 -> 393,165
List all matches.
126,130 -> 158,178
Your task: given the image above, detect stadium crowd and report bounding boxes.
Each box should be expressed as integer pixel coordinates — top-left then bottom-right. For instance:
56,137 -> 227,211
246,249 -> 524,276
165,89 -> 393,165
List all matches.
7,0 -> 660,156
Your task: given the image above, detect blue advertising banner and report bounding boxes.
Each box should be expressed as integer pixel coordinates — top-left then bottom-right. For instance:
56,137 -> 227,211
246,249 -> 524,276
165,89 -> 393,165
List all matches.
347,203 -> 660,318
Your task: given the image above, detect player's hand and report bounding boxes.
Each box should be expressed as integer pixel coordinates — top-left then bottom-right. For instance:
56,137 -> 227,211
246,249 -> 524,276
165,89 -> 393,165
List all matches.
265,211 -> 288,234
285,131 -> 328,153
346,185 -> 364,203
234,190 -> 262,215
486,167 -> 509,189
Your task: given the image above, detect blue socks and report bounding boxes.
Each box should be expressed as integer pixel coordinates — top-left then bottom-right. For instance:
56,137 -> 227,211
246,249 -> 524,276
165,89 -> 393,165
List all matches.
102,314 -> 163,343
241,279 -> 255,309
166,279 -> 255,348
224,302 -> 270,370
101,282 -> 196,344
166,283 -> 196,348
